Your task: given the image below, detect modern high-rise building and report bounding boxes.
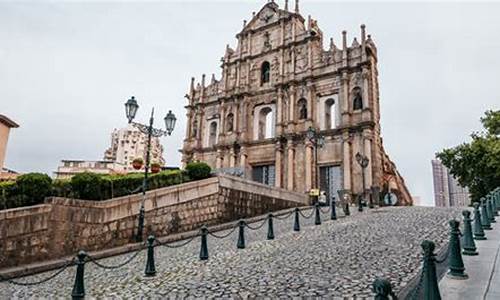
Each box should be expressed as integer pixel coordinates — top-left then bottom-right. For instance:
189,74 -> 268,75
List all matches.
104,124 -> 165,171
432,159 -> 470,207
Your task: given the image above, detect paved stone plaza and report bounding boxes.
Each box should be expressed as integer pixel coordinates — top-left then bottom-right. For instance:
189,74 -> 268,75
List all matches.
1,206 -> 462,299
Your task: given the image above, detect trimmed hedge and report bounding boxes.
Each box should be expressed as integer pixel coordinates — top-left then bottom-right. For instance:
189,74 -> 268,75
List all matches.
0,162 -> 212,210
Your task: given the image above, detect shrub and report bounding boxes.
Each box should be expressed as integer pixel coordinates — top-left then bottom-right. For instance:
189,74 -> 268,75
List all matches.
16,173 -> 52,206
52,179 -> 72,198
0,181 -> 17,209
185,162 -> 211,180
70,172 -> 103,200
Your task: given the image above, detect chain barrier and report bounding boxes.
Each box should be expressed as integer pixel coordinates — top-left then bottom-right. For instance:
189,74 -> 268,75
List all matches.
319,206 -> 331,214
87,246 -> 144,270
0,258 -> 75,286
245,218 -> 268,231
435,244 -> 450,264
208,224 -> 239,239
155,234 -> 199,249
298,207 -> 315,219
274,209 -> 295,220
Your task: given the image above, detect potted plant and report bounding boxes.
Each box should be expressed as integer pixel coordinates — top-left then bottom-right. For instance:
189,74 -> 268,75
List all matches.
150,162 -> 161,174
132,157 -> 144,170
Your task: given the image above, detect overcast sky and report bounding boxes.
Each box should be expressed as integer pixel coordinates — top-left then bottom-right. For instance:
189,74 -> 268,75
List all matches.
1,1 -> 499,206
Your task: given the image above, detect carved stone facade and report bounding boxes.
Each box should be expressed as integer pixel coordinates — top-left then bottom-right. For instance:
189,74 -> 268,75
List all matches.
181,1 -> 412,205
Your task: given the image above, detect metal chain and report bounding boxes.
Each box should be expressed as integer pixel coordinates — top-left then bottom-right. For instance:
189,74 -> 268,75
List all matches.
155,234 -> 198,249
319,206 -> 331,214
435,245 -> 450,264
274,210 -> 295,220
87,247 -> 143,270
208,224 -> 239,239
245,219 -> 268,231
0,258 -> 74,286
299,208 -> 315,219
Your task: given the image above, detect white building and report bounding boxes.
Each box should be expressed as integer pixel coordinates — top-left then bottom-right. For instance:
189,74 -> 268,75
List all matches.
104,124 -> 165,171
55,160 -> 127,179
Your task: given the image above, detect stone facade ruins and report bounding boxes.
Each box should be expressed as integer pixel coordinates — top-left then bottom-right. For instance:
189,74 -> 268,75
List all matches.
181,1 -> 412,205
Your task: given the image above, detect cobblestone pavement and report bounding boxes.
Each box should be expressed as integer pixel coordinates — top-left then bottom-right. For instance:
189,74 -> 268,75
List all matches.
1,206 -> 462,299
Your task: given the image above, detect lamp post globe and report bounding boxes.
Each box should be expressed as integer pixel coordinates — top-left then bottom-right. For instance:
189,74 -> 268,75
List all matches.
125,96 -> 139,123
164,110 -> 177,136
306,126 -> 315,140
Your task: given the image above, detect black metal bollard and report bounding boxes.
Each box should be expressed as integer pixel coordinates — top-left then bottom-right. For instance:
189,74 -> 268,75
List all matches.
488,198 -> 497,222
462,211 -> 478,256
372,278 -> 394,300
331,197 -> 337,220
481,198 -> 492,230
421,240 -> 441,300
473,202 -> 487,240
293,208 -> 300,232
71,250 -> 87,300
145,235 -> 156,277
447,220 -> 468,279
200,225 -> 209,260
267,214 -> 275,240
491,195 -> 499,216
136,206 -> 145,243
358,195 -> 363,212
237,220 -> 246,249
345,201 -> 350,216
314,203 -> 321,225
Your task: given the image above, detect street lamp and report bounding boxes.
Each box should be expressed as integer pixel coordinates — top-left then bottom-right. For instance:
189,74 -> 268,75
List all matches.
125,96 -> 176,242
306,126 -> 325,205
355,152 -> 370,212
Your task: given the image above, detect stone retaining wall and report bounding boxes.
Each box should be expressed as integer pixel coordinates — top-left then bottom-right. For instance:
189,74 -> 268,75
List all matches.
0,175 -> 307,269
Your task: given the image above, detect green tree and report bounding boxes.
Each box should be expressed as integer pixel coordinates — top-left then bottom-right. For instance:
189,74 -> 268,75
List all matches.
437,110 -> 500,202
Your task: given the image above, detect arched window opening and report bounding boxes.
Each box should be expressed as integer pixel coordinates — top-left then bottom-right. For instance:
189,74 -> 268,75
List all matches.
261,61 -> 270,85
325,98 -> 336,130
208,121 -> 218,147
352,87 -> 363,111
298,98 -> 308,120
226,113 -> 234,133
258,107 -> 274,139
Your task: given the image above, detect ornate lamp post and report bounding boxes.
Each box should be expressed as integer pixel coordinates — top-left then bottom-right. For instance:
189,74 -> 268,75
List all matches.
306,127 -> 325,204
355,152 -> 369,212
125,96 -> 176,242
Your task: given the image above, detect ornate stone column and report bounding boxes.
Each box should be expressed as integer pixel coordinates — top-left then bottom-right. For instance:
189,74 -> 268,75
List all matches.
287,140 -> 295,190
216,149 -> 223,169
240,147 -> 248,177
342,132 -> 351,191
288,85 -> 296,131
275,142 -> 283,188
229,148 -> 236,168
341,73 -> 350,125
276,89 -> 283,135
305,140 -> 313,192
363,130 -> 373,188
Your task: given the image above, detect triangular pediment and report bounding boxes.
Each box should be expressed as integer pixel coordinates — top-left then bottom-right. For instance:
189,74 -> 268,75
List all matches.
241,2 -> 285,33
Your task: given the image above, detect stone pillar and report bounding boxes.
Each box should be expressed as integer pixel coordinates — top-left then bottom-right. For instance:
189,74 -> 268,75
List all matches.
363,131 -> 373,188
185,109 -> 192,140
305,141 -> 313,192
229,148 -> 236,168
341,73 -> 350,125
276,89 -> 283,135
275,143 -> 283,188
219,105 -> 226,135
240,147 -> 248,177
342,133 -> 351,191
288,85 -> 295,131
287,140 -> 295,190
362,68 -> 370,109
216,150 -> 223,169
